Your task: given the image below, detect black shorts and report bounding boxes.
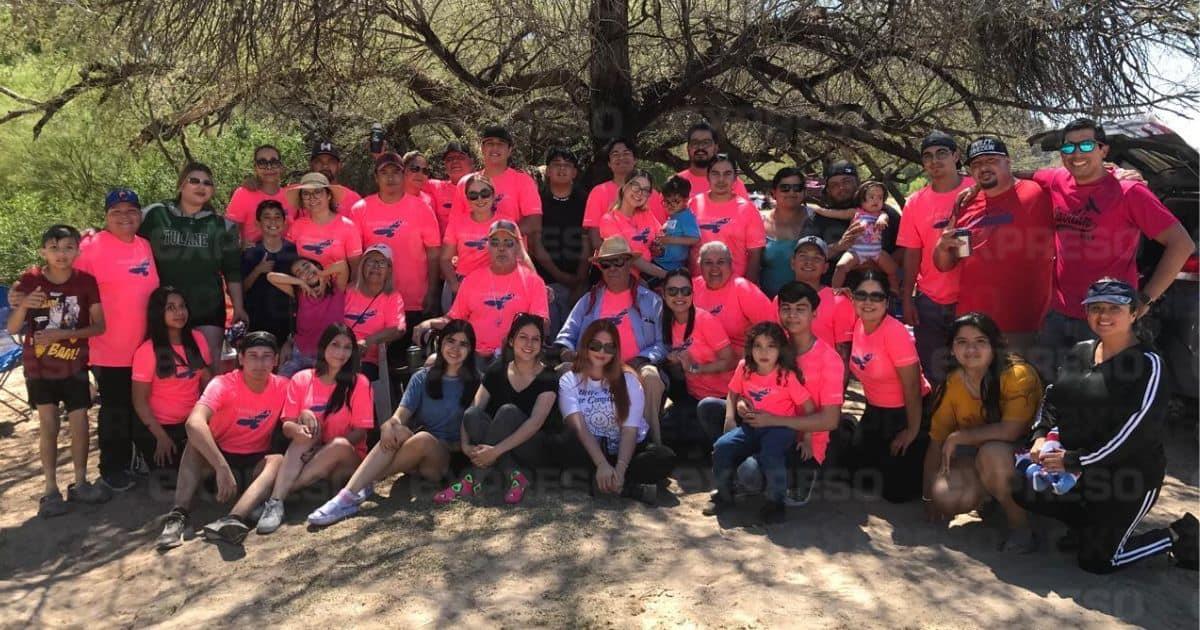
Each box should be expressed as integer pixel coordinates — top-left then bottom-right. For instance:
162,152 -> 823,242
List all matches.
26,372 -> 91,412
220,450 -> 268,490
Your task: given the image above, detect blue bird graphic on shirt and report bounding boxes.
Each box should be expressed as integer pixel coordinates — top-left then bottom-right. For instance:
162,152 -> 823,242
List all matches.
236,410 -> 272,430
484,293 -> 515,310
850,353 -> 874,370
345,309 -> 378,325
464,237 -> 488,251
129,260 -> 152,276
302,239 -> 335,255
373,221 -> 403,238
746,388 -> 770,402
699,217 -> 732,233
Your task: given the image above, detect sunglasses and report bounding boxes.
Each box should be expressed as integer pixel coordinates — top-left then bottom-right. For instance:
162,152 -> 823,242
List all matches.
406,164 -> 434,175
851,290 -> 889,303
664,286 -> 693,297
587,340 -> 618,354
254,158 -> 283,168
1060,140 -> 1100,155
776,184 -> 804,193
597,257 -> 630,270
466,189 -> 494,201
186,176 -> 214,187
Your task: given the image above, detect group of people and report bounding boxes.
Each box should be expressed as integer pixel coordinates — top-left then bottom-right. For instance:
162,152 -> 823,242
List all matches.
7,117 -> 1198,575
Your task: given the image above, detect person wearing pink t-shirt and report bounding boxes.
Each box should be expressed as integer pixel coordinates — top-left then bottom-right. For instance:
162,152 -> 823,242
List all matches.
787,236 -> 855,360
155,332 -> 288,550
677,121 -> 750,200
1025,118 -> 1192,377
441,173 -> 500,307
423,141 -> 476,235
227,145 -> 297,244
268,258 -> 350,377
690,155 -> 766,282
597,170 -> 667,280
705,322 -> 816,522
344,244 -> 406,381
843,270 -> 932,504
286,172 -> 363,271
898,131 -> 973,385
658,270 -> 737,449
308,139 -> 362,207
583,138 -> 669,250
416,220 -> 549,363
352,152 -> 442,318
693,241 -> 777,353
451,126 -> 543,251
255,324 -> 374,534
778,281 -> 846,462
132,288 -> 213,471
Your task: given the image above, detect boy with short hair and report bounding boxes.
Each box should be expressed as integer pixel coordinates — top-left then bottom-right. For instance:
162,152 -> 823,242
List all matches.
241,199 -> 298,344
652,175 -> 701,273
7,224 -> 109,517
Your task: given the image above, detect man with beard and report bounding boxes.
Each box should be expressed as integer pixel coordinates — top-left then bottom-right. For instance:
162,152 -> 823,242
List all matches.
808,161 -> 902,284
424,141 -> 476,236
675,121 -> 750,199
308,140 -> 362,208
933,137 -> 1054,356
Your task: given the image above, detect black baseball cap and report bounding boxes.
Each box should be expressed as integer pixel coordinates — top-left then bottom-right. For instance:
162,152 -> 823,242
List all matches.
239,331 -> 279,353
441,141 -> 473,159
793,235 -> 829,258
1081,279 -> 1137,306
920,130 -> 958,152
824,160 -> 858,180
374,152 -> 404,173
966,137 -> 1009,164
480,125 -> 514,146
310,139 -> 341,161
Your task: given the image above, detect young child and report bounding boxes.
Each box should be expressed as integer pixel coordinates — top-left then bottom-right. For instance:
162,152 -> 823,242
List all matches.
267,257 -> 348,376
7,225 -> 109,517
1015,428 -> 1080,495
827,181 -> 900,293
651,175 -> 701,274
704,322 -> 816,523
241,200 -> 298,345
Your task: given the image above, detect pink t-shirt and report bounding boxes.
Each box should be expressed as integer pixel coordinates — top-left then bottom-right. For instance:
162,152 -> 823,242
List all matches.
295,289 -> 346,357
598,209 -> 663,260
424,179 -> 460,236
287,214 -> 363,269
350,194 -> 441,309
447,265 -> 550,355
74,231 -> 159,367
690,193 -> 766,279
795,338 -> 845,463
896,179 -> 973,305
583,181 -> 669,228
131,330 -> 212,425
453,168 -> 542,222
598,288 -> 639,361
198,371 -> 289,455
226,186 -> 297,244
670,308 -> 732,400
1032,168 -> 1180,319
849,316 -> 931,408
442,211 -> 494,278
811,286 -> 857,347
676,169 -> 750,199
338,187 -> 363,211
728,360 -> 812,418
692,277 -> 777,352
343,287 -> 405,364
283,369 -> 374,456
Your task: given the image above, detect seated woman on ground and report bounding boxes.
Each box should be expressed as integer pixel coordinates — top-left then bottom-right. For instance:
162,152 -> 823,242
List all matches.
920,312 -> 1042,552
307,320 -> 481,526
267,257 -> 349,376
434,314 -> 559,505
555,320 -> 675,504
256,324 -> 373,534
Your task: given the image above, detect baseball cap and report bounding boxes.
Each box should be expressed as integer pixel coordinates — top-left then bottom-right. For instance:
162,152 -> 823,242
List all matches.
488,219 -> 520,238
966,137 -> 1009,164
310,139 -> 341,161
363,243 -> 394,261
374,152 -> 404,173
920,130 -> 958,152
441,141 -> 473,159
105,188 -> 141,210
793,235 -> 829,258
480,125 -> 514,146
1081,279 -> 1137,306
824,160 -> 858,180
239,331 -> 279,353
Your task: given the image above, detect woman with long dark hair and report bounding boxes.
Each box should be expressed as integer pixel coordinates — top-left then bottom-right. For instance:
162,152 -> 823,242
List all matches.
256,324 -> 373,533
555,320 -> 675,504
921,312 -> 1042,551
307,320 -> 481,526
759,167 -> 810,297
434,313 -> 558,505
131,287 -> 212,470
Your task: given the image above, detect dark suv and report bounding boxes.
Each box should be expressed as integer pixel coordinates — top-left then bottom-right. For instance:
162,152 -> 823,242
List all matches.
1030,120 -> 1199,413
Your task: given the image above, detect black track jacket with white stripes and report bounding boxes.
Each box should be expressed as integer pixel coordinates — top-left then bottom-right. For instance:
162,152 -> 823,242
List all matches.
1033,340 -> 1167,476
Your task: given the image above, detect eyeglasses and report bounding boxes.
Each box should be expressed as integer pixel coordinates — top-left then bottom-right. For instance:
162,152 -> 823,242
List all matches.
466,189 -> 494,201
489,238 -> 516,249
851,290 -> 889,303
587,340 -> 618,354
254,158 -> 283,168
406,164 -> 434,175
776,184 -> 804,193
921,149 -> 952,163
300,189 -> 327,198
664,286 -> 693,297
625,184 -> 651,195
597,257 -> 630,270
363,257 -> 389,268
186,177 -> 214,187
1060,140 -> 1100,155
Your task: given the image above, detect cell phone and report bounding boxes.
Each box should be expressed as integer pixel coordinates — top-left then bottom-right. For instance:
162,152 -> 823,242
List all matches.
370,123 -> 385,154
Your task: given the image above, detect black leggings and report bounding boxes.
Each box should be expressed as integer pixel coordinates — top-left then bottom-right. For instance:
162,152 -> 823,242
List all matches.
95,367 -> 145,477
462,404 -> 547,481
552,429 -> 676,490
831,403 -> 929,503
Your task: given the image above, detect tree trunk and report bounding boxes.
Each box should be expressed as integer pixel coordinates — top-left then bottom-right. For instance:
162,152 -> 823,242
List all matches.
586,0 -> 636,186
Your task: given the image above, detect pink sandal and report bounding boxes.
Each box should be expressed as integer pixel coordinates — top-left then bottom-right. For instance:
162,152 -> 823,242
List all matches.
504,471 -> 530,505
433,474 -> 478,505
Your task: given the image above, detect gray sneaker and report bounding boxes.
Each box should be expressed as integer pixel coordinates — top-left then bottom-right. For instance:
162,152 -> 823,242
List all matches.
68,480 -> 112,504
256,498 -> 285,534
38,491 -> 70,518
202,515 -> 250,545
156,509 -> 188,550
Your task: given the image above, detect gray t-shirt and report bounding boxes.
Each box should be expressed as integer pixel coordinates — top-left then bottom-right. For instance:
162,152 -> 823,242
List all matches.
400,367 -> 467,442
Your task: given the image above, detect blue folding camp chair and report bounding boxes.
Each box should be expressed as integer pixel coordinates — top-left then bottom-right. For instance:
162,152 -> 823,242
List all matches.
0,285 -> 29,418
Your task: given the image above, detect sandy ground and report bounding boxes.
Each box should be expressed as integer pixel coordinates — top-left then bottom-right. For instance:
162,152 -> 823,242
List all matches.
0,374 -> 1197,629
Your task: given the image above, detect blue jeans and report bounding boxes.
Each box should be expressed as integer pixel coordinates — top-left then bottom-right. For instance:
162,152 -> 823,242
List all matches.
713,425 -> 795,503
913,292 -> 956,386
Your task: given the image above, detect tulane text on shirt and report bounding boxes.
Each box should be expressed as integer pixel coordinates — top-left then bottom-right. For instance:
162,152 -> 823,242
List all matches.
160,229 -> 210,248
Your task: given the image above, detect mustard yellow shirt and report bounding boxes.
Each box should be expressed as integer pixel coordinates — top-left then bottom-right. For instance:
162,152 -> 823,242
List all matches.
929,362 -> 1042,442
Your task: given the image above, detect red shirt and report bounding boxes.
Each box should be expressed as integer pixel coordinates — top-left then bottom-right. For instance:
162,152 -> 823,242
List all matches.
74,231 -> 159,367
955,180 -> 1054,334
226,187 -> 297,244
283,369 -> 374,457
131,330 -> 212,424
692,277 -> 777,352
1032,168 -> 1180,319
896,178 -> 974,305
850,316 -> 931,408
598,209 -> 663,260
670,308 -> 732,400
17,268 -> 100,379
795,338 -> 845,463
583,181 -> 669,228
447,265 -> 550,355
198,371 -> 289,455
690,193 -> 766,279
350,194 -> 441,309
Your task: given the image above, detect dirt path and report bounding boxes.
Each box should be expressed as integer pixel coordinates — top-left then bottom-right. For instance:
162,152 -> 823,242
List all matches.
0,384 -> 1197,629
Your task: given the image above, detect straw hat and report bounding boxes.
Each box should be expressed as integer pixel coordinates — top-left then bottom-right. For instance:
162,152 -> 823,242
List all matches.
285,172 -> 348,209
590,235 -> 642,262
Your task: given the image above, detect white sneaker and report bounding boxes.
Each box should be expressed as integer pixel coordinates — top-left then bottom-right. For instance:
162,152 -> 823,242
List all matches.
256,498 -> 285,534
